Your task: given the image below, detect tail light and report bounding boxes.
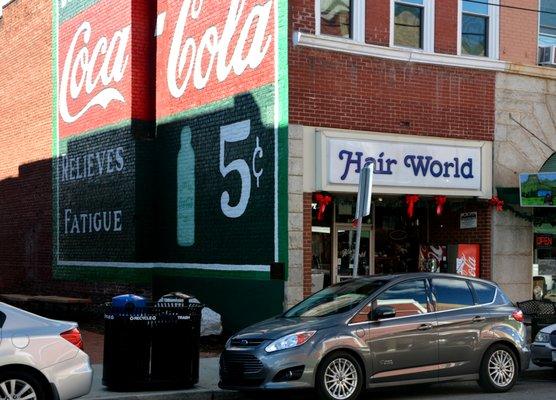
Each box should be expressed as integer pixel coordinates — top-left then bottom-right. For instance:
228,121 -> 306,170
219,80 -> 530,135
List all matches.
511,309 -> 524,323
61,328 -> 84,350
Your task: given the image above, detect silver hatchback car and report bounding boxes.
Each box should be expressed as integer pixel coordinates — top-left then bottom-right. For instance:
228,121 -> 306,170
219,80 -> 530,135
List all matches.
220,273 -> 530,400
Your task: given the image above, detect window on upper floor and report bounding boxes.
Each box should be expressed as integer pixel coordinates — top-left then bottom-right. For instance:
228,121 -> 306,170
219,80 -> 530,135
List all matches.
319,0 -> 352,38
391,0 -> 434,52
459,0 -> 499,58
316,0 -> 365,42
540,0 -> 556,46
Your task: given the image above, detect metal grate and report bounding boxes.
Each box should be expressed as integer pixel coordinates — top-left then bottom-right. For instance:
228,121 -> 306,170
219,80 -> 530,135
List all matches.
221,351 -> 264,375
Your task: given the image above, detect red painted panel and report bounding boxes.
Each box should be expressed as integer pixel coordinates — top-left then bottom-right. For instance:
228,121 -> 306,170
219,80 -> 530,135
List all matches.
58,0 -> 144,138
156,0 -> 276,118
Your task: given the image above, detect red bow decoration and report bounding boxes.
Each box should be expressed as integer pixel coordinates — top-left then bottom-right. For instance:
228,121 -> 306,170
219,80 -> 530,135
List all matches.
489,196 -> 504,212
406,195 -> 420,219
435,195 -> 447,216
314,193 -> 332,221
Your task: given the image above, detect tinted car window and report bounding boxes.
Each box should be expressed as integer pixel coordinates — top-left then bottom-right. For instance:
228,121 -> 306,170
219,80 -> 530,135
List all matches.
432,278 -> 474,311
493,288 -> 512,305
0,311 -> 5,328
472,281 -> 496,304
375,279 -> 429,317
284,279 -> 388,318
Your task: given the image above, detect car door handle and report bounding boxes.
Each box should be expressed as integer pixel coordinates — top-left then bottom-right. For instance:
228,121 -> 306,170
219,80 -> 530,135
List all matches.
472,316 -> 486,323
418,323 -> 433,331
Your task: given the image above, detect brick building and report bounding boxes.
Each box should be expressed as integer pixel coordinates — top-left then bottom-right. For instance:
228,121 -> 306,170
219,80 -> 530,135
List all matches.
1,0 -> 556,330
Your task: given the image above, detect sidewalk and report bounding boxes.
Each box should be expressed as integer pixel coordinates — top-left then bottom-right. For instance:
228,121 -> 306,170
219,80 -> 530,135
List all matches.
82,358 -> 240,400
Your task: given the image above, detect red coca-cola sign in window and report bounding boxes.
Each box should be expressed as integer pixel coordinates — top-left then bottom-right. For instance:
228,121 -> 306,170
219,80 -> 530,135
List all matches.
535,234 -> 553,249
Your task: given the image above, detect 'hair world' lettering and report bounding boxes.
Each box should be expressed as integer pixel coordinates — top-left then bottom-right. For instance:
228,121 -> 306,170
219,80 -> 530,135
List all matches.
339,150 -> 474,181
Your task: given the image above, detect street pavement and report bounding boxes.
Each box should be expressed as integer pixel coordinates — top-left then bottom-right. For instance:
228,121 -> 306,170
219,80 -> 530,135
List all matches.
83,357 -> 554,400
241,377 -> 556,400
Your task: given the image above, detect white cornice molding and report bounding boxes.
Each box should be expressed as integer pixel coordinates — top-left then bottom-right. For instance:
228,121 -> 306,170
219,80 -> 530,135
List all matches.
293,31 -> 508,72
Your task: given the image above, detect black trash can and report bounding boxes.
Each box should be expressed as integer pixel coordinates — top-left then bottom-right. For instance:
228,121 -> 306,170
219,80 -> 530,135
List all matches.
103,294 -> 203,390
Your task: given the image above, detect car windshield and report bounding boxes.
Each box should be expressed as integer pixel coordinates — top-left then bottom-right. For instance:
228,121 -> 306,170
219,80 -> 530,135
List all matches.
284,279 -> 388,318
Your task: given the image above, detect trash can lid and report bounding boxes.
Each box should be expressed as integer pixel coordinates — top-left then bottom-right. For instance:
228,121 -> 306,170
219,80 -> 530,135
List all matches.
112,294 -> 147,309
158,292 -> 197,303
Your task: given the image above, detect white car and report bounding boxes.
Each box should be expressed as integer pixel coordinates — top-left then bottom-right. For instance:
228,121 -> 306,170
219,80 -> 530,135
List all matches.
0,302 -> 93,400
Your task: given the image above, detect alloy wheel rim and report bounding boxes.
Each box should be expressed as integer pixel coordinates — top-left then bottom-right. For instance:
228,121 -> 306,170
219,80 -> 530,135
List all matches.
324,358 -> 358,400
0,379 -> 37,400
488,350 -> 515,387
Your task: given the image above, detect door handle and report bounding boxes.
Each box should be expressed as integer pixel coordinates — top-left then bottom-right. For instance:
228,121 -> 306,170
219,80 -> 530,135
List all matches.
418,323 -> 433,331
472,316 -> 486,323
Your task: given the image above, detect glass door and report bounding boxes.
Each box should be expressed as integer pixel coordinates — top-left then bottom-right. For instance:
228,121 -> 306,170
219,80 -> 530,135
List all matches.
333,223 -> 373,283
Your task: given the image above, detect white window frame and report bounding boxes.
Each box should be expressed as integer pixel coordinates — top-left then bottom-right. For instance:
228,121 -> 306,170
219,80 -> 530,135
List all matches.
390,0 -> 435,53
0,0 -> 16,18
457,0 -> 499,59
315,0 -> 365,43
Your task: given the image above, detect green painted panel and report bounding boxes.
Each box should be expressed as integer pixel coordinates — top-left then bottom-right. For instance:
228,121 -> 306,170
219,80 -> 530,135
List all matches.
540,153 -> 556,172
155,86 -> 277,267
59,0 -> 102,23
152,274 -> 284,333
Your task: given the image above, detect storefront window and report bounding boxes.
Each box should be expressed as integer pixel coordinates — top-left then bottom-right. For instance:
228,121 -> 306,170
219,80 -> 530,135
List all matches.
533,227 -> 556,300
310,194 -> 483,290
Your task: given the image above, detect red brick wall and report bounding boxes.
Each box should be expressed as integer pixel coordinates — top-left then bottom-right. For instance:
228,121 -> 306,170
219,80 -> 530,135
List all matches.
289,46 -> 495,140
499,0 -> 538,66
291,0 -> 316,34
303,193 -> 312,298
435,0 -> 458,54
430,202 -> 492,280
366,0 -> 390,46
0,0 -> 53,292
0,0 -> 152,301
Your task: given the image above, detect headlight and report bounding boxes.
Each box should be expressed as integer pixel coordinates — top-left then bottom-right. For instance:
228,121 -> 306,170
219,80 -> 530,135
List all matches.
534,332 -> 550,343
225,336 -> 233,348
265,331 -> 316,353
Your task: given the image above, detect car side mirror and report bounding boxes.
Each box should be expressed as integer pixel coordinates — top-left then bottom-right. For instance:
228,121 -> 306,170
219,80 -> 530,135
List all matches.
369,305 -> 396,321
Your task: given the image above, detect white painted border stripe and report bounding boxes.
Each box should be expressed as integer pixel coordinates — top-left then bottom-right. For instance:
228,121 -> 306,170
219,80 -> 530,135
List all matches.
57,260 -> 270,272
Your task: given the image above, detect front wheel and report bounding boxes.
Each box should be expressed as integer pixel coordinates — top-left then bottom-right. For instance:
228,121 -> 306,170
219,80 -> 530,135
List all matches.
478,344 -> 518,393
0,371 -> 46,400
316,351 -> 363,400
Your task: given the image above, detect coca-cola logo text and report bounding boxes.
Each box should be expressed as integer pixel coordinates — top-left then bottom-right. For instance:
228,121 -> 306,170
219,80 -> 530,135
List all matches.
59,21 -> 130,123
167,0 -> 273,99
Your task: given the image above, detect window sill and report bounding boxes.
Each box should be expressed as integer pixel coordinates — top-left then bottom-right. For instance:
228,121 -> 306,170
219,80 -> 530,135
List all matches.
293,31 -> 508,72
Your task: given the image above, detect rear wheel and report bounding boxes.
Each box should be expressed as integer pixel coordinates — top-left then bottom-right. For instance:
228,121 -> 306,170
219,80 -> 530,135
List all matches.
316,351 -> 363,400
0,371 -> 46,400
478,344 -> 518,393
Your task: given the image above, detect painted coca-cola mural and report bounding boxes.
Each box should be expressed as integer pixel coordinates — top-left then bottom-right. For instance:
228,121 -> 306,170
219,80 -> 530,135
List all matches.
53,0 -> 288,329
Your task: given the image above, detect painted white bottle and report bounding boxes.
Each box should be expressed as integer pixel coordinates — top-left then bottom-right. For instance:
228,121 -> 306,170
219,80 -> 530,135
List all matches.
177,126 -> 195,247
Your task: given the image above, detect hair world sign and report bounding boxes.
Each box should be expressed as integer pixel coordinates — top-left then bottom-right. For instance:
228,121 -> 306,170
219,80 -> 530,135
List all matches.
320,133 -> 492,198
